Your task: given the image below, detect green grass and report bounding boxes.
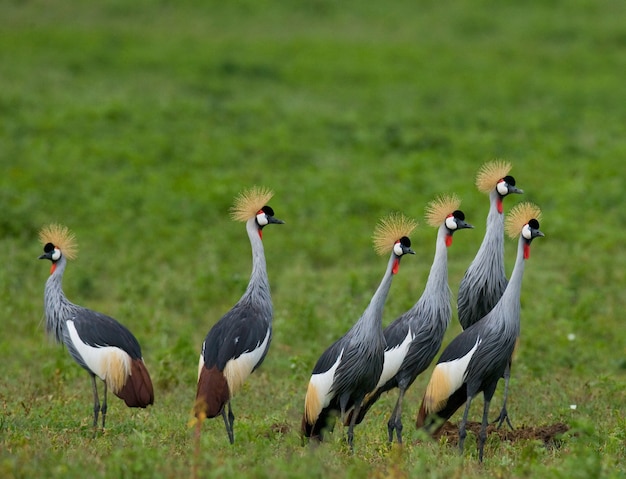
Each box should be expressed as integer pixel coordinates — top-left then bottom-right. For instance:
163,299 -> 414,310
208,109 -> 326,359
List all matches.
1,0 -> 625,477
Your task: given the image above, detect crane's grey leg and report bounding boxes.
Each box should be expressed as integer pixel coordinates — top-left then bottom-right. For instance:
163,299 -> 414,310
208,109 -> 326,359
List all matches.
222,401 -> 234,444
347,401 -> 362,452
387,388 -> 406,444
478,397 -> 491,462
494,360 -> 514,430
458,396 -> 474,456
101,381 -> 108,429
90,375 -> 100,429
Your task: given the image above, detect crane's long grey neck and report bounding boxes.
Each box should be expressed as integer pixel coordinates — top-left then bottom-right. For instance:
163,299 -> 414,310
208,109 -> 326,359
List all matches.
493,235 -> 526,333
475,189 -> 506,271
355,253 -> 397,332
243,218 -> 271,302
43,256 -> 76,343
422,226 -> 450,297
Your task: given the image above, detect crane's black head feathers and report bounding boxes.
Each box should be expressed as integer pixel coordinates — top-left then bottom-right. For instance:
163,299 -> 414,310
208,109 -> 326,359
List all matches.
503,175 -> 516,186
452,210 -> 465,221
44,243 -> 55,253
261,205 -> 275,217
399,236 -> 411,248
528,218 -> 540,229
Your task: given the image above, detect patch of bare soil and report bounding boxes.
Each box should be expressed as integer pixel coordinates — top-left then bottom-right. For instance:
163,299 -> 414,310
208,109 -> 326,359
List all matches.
433,421 -> 570,448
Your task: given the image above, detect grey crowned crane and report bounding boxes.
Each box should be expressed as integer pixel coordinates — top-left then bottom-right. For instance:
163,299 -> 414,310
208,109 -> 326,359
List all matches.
416,202 -> 544,461
38,224 -> 154,431
457,160 -> 523,428
302,213 -> 417,450
195,186 -> 283,444
349,194 -> 473,444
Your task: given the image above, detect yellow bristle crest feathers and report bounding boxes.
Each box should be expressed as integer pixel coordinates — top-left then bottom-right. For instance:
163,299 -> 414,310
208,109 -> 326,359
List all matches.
372,213 -> 418,256
38,224 -> 78,260
475,160 -> 512,193
425,193 -> 461,228
505,202 -> 542,238
230,186 -> 274,222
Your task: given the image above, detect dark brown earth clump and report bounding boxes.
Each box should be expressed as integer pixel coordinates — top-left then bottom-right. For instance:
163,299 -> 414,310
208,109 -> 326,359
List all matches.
433,421 -> 570,448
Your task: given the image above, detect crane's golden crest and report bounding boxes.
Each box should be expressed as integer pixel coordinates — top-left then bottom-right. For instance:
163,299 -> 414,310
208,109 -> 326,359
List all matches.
38,224 -> 78,260
373,213 -> 418,256
475,160 -> 512,193
505,202 -> 542,238
425,194 -> 461,227
230,186 -> 274,222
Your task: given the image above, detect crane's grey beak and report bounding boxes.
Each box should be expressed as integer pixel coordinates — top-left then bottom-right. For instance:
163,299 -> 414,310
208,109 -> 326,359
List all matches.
510,186 -> 524,195
39,252 -> 52,260
268,217 -> 285,225
458,220 -> 474,230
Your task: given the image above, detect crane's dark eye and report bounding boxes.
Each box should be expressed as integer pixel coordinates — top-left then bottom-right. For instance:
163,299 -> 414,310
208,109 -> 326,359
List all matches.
399,236 -> 411,248
44,243 -> 55,253
503,175 -> 516,186
261,205 -> 275,217
528,218 -> 540,229
452,210 -> 465,221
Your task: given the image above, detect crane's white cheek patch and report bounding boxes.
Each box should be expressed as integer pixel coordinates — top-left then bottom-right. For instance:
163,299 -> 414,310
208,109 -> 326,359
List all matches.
445,216 -> 457,230
496,181 -> 508,196
304,350 -> 344,424
375,329 -> 413,389
423,338 -> 480,414
223,329 -> 271,397
66,321 -> 131,393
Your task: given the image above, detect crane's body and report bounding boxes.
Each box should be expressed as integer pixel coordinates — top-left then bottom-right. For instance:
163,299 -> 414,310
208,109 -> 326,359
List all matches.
195,187 -> 283,444
416,203 -> 543,461
457,161 -> 522,427
39,225 -> 154,430
457,189 -> 509,329
350,196 -> 473,444
302,214 -> 416,450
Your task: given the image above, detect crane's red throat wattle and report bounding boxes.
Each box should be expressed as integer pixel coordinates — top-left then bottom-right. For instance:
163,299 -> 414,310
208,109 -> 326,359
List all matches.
445,234 -> 453,247
497,197 -> 503,214
524,242 -> 530,259
392,258 -> 400,274
50,263 -> 57,275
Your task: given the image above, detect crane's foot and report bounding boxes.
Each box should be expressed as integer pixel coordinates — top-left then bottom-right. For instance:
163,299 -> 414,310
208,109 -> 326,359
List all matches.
492,407 -> 514,430
387,418 -> 403,444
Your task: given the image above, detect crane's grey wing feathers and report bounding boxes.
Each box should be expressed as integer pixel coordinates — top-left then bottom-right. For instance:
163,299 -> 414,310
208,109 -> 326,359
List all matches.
458,263 -> 508,329
70,308 -> 143,359
437,325 -> 483,364
202,302 -> 272,371
333,342 -> 383,401
311,338 -> 347,376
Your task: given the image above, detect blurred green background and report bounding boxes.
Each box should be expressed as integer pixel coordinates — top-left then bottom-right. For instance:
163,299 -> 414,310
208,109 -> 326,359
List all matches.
1,1 -> 624,477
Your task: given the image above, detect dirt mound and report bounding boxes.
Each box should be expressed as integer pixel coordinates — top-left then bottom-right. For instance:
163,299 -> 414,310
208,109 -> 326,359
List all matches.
433,421 -> 570,448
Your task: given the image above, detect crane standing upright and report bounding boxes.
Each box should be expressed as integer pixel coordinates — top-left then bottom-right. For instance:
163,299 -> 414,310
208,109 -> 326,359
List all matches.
348,194 -> 473,444
38,224 -> 154,430
457,160 -> 523,428
416,202 -> 544,461
301,213 -> 417,450
195,186 -> 284,444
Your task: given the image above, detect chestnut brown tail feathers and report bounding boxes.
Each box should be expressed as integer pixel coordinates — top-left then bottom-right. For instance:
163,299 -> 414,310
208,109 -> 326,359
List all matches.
195,366 -> 230,418
115,359 -> 154,408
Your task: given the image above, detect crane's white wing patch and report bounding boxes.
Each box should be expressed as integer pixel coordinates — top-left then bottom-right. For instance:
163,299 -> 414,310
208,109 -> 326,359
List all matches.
423,336 -> 481,413
197,341 -> 206,381
223,329 -> 271,396
304,349 -> 344,424
66,320 -> 131,393
375,328 -> 413,389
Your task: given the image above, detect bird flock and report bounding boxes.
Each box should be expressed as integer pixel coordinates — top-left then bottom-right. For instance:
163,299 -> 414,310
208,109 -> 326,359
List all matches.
37,161 -> 544,461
